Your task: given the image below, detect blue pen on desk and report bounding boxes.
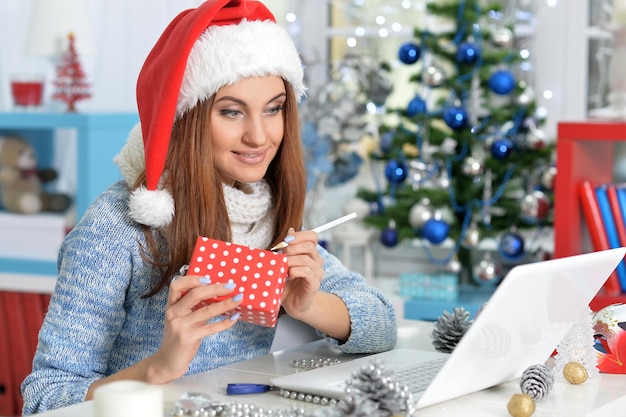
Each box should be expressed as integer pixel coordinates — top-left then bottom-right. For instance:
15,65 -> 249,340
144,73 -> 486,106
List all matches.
227,383 -> 277,395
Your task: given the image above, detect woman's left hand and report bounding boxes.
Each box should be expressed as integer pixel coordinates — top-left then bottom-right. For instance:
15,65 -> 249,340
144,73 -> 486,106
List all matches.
279,228 -> 325,316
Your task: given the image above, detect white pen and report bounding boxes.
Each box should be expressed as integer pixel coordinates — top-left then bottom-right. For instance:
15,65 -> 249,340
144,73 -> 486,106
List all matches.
270,212 -> 358,251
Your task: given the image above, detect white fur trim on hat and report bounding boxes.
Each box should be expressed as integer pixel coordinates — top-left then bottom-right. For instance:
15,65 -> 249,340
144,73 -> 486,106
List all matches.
114,124 -> 174,228
177,19 -> 306,118
114,123 -> 145,187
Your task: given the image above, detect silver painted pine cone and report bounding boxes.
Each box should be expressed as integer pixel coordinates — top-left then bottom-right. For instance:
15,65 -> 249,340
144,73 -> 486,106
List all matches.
431,307 -> 473,353
520,364 -> 554,401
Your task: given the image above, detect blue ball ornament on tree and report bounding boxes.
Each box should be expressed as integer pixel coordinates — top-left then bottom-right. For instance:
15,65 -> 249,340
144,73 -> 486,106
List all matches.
380,131 -> 395,153
499,231 -> 525,260
398,42 -> 421,65
443,105 -> 469,130
456,42 -> 481,64
384,159 -> 408,183
491,138 -> 514,159
488,69 -> 516,95
422,218 -> 450,245
406,95 -> 427,117
380,225 -> 399,247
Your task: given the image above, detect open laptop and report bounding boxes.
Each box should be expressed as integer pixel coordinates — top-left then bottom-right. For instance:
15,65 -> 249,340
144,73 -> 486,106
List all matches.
271,248 -> 626,409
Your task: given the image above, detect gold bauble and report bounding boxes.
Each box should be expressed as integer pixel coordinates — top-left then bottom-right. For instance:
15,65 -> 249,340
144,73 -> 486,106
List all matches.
402,143 -> 419,158
507,393 -> 535,417
563,361 -> 588,384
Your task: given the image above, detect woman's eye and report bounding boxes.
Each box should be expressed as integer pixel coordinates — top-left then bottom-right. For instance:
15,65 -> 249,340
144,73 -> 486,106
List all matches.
220,109 -> 242,118
266,105 -> 283,115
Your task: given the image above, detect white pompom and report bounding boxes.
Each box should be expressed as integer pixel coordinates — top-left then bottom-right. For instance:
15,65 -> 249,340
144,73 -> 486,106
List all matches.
128,186 -> 174,228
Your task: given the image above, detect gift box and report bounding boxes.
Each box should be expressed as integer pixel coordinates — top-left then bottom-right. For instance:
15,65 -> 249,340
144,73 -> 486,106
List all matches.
187,236 -> 288,327
399,272 -> 459,301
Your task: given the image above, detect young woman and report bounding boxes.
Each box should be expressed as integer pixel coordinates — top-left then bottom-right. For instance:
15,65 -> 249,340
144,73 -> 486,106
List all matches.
21,1 -> 397,414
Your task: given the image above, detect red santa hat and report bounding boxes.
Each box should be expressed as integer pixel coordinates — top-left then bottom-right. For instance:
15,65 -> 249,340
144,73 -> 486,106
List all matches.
114,0 -> 305,228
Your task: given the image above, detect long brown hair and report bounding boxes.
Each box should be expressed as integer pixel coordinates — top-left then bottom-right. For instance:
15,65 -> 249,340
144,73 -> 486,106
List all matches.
142,80 -> 307,297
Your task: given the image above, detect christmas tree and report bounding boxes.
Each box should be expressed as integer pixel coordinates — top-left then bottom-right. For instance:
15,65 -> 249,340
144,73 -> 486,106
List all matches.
53,32 -> 92,112
356,0 -> 555,281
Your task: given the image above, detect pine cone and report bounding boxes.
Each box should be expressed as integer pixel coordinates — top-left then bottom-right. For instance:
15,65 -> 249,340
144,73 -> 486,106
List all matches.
343,360 -> 411,417
311,404 -> 347,417
431,307 -> 473,353
520,364 -> 554,401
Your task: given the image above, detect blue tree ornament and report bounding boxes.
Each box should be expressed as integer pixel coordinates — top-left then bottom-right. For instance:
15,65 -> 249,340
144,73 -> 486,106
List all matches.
380,131 -> 395,153
370,200 -> 384,215
384,159 -> 408,183
398,42 -> 421,65
380,226 -> 399,247
456,42 -> 481,64
406,95 -> 427,117
499,231 -> 525,259
488,69 -> 516,95
491,138 -> 514,159
422,218 -> 450,245
443,105 -> 469,130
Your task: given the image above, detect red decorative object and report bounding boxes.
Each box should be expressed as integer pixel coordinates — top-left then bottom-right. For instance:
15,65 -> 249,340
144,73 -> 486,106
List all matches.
187,237 -> 288,327
52,32 -> 91,112
10,79 -> 44,107
554,121 -> 626,310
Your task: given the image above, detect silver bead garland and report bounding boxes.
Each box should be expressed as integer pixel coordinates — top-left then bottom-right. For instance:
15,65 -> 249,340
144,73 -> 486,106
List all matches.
292,358 -> 343,370
281,357 -> 343,405
278,389 -> 340,406
171,359 -> 343,416
170,392 -> 310,417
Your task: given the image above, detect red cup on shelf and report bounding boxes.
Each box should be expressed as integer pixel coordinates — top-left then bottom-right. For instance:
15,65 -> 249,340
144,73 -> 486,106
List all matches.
10,74 -> 44,110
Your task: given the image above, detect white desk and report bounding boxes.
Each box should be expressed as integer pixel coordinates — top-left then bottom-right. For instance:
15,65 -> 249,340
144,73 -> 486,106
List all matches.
31,319 -> 626,417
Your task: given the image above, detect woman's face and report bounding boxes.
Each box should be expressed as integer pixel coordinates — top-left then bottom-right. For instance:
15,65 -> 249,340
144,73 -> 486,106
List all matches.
210,75 -> 286,187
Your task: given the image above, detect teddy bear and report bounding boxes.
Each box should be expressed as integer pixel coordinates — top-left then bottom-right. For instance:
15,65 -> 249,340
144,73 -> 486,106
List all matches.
0,135 -> 72,214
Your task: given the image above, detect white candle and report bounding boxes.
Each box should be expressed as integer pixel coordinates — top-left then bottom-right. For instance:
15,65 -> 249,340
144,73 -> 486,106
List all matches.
93,380 -> 163,417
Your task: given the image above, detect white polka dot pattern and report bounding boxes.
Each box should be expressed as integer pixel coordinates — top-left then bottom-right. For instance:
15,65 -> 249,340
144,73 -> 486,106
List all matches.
188,237 -> 288,327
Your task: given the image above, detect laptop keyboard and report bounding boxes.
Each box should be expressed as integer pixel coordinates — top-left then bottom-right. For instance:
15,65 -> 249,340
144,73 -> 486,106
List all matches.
393,357 -> 448,394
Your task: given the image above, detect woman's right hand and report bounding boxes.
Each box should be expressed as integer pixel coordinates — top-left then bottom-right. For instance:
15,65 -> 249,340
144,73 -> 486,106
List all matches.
85,275 -> 244,400
147,274 -> 243,384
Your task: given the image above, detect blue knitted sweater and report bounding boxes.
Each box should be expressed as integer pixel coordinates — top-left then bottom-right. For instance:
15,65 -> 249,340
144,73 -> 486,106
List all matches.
21,181 -> 397,415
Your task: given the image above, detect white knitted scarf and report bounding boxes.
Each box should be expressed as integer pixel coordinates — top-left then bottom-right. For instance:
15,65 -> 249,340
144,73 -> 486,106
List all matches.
223,180 -> 274,249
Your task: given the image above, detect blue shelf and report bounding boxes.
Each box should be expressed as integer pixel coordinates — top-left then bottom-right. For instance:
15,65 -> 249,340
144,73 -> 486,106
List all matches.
0,112 -> 138,219
403,285 -> 495,321
0,112 -> 138,289
0,257 -> 57,277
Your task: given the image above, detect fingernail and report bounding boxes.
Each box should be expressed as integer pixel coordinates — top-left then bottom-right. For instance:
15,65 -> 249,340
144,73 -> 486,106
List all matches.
232,293 -> 243,302
284,235 -> 296,243
230,312 -> 241,321
224,282 -> 236,289
199,277 -> 211,284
